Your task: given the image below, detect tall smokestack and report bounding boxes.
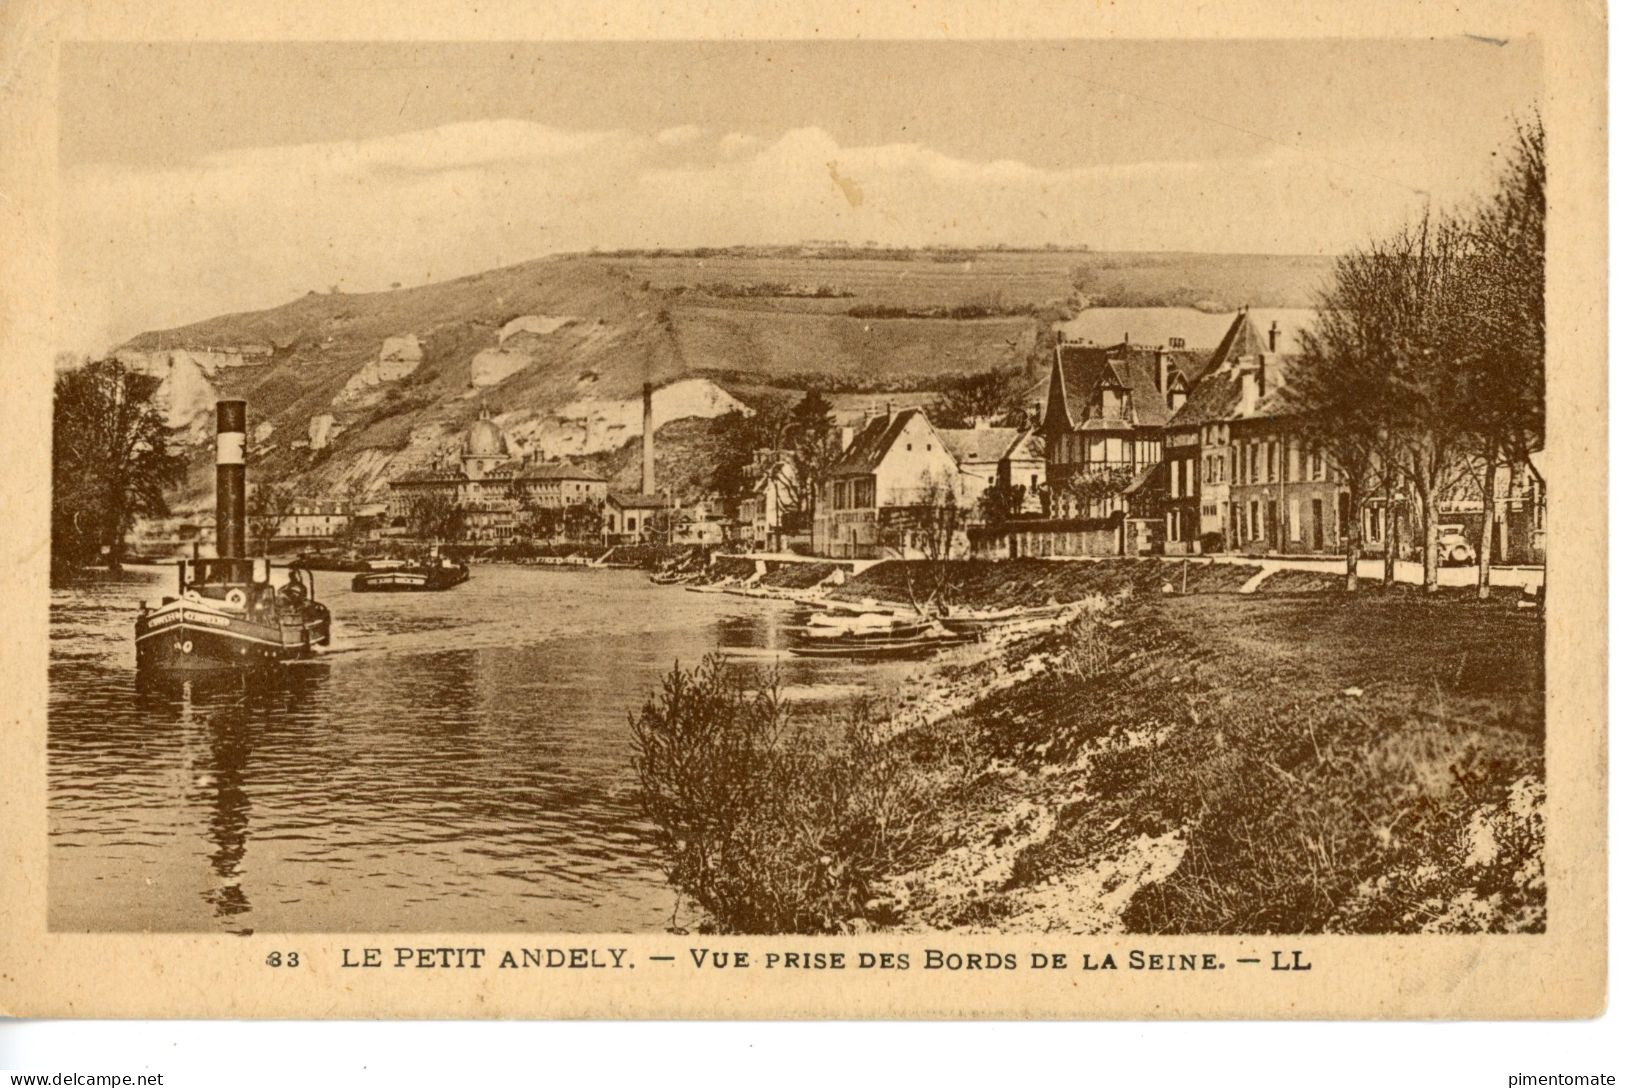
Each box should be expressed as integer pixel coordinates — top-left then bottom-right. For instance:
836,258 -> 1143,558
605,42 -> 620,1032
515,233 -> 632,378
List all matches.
216,400 -> 247,559
641,381 -> 656,495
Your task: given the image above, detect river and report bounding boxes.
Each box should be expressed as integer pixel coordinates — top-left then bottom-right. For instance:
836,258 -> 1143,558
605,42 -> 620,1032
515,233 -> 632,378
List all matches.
48,564 -> 920,934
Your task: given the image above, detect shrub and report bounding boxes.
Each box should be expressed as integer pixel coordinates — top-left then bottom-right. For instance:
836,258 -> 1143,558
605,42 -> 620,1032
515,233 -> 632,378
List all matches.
630,656 -> 928,933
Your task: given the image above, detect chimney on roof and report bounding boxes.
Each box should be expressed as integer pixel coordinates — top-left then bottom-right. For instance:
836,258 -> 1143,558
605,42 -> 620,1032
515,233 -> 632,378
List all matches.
1155,346 -> 1171,394
641,381 -> 655,495
1268,320 -> 1280,353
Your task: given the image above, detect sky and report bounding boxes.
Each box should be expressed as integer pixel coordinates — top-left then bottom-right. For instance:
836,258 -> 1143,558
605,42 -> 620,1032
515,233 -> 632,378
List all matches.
57,39 -> 1541,353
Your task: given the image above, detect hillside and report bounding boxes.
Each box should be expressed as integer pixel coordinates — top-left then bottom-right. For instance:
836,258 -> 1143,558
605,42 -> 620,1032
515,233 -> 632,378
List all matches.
111,247 -> 1333,510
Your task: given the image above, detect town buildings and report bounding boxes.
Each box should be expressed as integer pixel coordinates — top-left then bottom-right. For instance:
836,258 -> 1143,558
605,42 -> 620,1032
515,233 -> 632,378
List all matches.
811,408 -> 1047,559
279,500 -> 350,540
1040,336 -> 1208,519
736,451 -> 800,551
604,492 -> 673,544
388,407 -> 608,543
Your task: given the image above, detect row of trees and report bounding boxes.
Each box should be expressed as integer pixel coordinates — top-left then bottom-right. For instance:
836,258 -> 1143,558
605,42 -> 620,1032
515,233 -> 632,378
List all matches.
1290,116 -> 1545,597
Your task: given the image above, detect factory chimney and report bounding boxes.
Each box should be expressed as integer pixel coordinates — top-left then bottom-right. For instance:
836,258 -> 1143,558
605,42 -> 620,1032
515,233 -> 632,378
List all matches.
641,381 -> 656,495
216,400 -> 247,559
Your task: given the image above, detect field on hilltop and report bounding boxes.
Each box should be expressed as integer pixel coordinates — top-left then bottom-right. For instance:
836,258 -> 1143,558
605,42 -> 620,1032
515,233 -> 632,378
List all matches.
602,248 -> 1332,314
109,247 -> 1331,507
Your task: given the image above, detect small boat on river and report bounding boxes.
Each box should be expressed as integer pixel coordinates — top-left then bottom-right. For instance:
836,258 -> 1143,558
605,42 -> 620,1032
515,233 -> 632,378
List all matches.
135,402 -> 332,672
350,554 -> 470,592
786,610 -> 974,659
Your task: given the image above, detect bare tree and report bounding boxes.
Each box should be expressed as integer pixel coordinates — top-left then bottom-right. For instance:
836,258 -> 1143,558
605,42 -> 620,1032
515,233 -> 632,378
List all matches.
1454,116 -> 1545,598
247,482 -> 296,555
879,469 -> 964,614
1291,214 -> 1477,593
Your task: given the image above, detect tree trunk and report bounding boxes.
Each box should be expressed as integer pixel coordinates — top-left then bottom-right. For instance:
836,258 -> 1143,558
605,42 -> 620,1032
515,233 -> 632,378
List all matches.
1343,487 -> 1361,592
1382,481 -> 1396,587
1419,484 -> 1440,593
1477,454 -> 1498,601
105,525 -> 124,574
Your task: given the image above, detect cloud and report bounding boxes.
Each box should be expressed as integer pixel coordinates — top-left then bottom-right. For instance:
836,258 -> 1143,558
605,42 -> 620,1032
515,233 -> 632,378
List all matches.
58,119 -> 1491,353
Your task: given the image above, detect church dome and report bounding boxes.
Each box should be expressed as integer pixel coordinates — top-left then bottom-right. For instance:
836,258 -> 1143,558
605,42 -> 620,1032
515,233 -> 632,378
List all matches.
461,409 -> 508,458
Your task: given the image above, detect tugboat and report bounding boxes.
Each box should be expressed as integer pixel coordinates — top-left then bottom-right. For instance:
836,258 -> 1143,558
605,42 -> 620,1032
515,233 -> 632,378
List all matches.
135,401 -> 332,672
350,552 -> 469,592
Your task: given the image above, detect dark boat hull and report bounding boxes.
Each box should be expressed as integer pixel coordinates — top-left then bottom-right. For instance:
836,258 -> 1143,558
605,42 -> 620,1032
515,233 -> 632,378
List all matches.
350,568 -> 469,592
135,605 -> 330,672
786,634 -> 974,659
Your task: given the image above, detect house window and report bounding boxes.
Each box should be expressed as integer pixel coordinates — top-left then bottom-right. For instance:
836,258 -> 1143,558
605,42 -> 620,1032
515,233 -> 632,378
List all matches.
1250,500 -> 1261,540
1267,442 -> 1278,483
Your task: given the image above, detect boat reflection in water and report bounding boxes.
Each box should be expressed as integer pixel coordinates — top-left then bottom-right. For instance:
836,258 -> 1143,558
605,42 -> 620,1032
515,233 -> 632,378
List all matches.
53,565 -> 931,932
132,665 -> 330,932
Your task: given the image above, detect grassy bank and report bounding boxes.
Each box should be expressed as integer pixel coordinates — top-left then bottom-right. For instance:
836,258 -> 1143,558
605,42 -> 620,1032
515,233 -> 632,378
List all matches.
630,559 -> 1545,934
896,585 -> 1545,933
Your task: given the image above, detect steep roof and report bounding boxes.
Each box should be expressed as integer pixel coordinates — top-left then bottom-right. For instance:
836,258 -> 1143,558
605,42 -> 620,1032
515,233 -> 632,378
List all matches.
1003,429 -> 1045,462
827,409 -> 926,477
1206,310 -> 1270,372
1167,311 -> 1273,429
391,466 -> 466,484
608,491 -> 671,510
517,461 -> 606,482
1168,350 -> 1302,428
939,426 -> 1022,466
1049,343 -> 1208,430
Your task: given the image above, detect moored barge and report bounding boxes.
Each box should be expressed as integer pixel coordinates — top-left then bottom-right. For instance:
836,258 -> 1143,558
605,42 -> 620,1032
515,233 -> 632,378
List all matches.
350,555 -> 470,592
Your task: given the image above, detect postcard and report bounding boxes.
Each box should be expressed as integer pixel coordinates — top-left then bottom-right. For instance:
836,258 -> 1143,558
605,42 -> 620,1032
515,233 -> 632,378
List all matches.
0,0 -> 1605,1018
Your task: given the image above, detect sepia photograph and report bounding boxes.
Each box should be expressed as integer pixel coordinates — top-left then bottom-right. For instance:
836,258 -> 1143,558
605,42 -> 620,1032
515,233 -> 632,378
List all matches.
43,34 -> 1553,938
0,0 -> 1606,1026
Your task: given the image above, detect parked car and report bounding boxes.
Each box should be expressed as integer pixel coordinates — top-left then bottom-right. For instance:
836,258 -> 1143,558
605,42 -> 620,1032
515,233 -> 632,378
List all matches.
1437,525 -> 1477,566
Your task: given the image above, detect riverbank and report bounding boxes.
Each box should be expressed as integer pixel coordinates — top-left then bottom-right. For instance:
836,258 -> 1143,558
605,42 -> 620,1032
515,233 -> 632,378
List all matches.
629,558 -> 1546,935
870,572 -> 1545,934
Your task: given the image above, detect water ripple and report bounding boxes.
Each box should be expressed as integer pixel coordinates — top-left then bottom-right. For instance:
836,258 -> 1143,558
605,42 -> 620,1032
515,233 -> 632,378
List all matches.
49,565 -> 917,932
